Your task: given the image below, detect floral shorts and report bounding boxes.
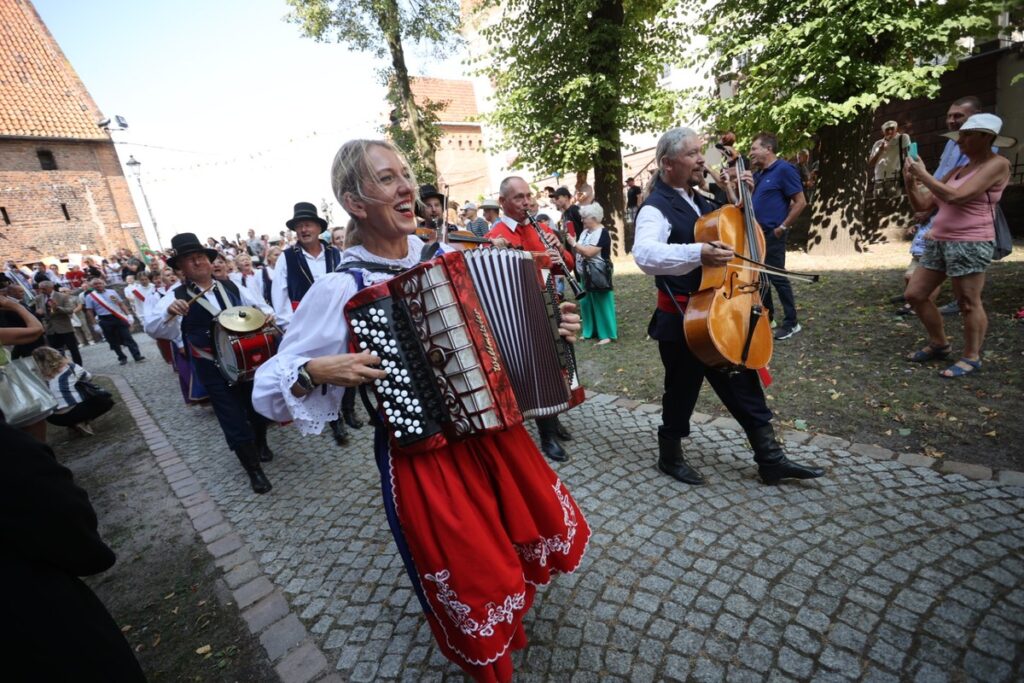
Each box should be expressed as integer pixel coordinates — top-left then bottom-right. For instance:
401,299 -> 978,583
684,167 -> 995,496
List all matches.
920,239 -> 994,278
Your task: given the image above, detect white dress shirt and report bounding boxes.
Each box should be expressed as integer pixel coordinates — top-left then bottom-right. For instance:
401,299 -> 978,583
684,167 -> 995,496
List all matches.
231,268 -> 265,305
252,235 -> 425,435
271,244 -> 330,330
631,186 -> 705,277
145,281 -> 272,342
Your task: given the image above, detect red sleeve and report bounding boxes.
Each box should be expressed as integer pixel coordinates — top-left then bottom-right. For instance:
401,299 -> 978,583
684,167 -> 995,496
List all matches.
540,222 -> 574,271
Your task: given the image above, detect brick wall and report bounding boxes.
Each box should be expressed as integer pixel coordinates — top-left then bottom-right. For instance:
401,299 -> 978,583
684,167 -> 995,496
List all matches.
0,138 -> 144,264
435,124 -> 490,203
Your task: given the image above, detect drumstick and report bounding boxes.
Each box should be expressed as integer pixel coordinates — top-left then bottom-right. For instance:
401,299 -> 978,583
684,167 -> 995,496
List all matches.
165,284 -> 213,321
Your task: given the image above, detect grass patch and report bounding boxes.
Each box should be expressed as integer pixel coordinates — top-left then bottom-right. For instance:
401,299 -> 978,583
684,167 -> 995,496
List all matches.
575,257 -> 1024,471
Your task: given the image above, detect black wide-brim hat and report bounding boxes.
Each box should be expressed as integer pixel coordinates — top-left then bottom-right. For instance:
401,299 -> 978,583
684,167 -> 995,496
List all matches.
418,184 -> 444,203
167,232 -> 218,269
286,201 -> 328,231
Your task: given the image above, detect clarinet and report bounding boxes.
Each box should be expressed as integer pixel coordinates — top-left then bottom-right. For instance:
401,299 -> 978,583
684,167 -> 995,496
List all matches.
523,211 -> 586,300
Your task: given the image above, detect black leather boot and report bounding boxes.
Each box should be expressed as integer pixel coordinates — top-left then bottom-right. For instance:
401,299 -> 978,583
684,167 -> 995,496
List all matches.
536,417 -> 568,463
254,422 -> 274,462
343,410 -> 363,430
747,424 -> 825,485
554,416 -> 573,441
657,435 -> 705,485
329,419 -> 349,446
235,442 -> 272,494
342,389 -> 363,429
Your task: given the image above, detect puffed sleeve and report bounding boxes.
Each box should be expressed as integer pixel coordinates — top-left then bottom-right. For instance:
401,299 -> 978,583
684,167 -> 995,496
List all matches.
143,284 -> 182,341
237,283 -> 273,315
252,272 -> 358,434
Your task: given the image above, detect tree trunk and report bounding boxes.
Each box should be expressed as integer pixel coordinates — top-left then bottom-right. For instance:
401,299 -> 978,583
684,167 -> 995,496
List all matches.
805,112 -> 874,255
588,0 -> 627,257
382,0 -> 437,179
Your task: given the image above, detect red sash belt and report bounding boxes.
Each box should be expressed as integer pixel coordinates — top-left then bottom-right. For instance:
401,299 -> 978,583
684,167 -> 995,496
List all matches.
657,290 -> 690,314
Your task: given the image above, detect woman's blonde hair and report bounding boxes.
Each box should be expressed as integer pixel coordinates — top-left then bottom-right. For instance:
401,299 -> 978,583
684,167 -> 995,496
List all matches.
330,139 -> 417,249
32,346 -> 69,379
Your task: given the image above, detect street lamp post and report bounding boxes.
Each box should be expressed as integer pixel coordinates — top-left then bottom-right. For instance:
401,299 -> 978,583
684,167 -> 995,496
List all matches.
125,155 -> 163,250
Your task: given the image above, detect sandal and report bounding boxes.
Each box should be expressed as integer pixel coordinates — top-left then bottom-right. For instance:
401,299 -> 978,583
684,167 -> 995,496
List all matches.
907,343 -> 951,363
940,357 -> 981,378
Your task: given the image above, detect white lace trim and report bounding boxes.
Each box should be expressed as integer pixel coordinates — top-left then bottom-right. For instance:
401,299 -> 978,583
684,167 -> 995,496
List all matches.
279,355 -> 340,436
514,478 -> 578,566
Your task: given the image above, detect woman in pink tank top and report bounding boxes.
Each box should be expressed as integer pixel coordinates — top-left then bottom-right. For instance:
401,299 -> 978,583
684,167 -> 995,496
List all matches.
901,113 -> 1014,378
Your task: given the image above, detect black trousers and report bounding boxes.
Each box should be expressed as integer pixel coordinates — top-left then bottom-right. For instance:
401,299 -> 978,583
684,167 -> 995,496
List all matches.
47,395 -> 114,427
761,232 -> 797,327
657,338 -> 772,441
193,357 -> 266,452
47,331 -> 82,366
341,385 -> 357,414
97,317 -> 141,361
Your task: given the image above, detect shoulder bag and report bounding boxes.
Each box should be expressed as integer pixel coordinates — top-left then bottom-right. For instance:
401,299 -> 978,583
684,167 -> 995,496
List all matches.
988,191 -> 1012,261
0,355 -> 58,427
582,257 -> 614,292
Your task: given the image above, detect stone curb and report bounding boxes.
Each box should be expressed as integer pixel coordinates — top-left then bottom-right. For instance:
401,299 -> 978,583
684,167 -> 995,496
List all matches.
585,391 -> 1024,490
106,376 -> 335,683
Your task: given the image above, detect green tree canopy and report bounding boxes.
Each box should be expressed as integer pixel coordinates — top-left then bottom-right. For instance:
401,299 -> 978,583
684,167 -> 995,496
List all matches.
286,0 -> 463,178
680,0 -> 1011,252
475,0 -> 683,252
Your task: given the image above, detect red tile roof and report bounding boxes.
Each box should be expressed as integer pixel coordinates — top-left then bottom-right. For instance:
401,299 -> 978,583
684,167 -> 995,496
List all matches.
410,77 -> 478,123
0,0 -> 107,140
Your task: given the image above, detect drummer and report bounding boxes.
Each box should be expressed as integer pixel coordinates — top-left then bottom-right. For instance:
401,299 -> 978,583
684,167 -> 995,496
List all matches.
145,233 -> 276,494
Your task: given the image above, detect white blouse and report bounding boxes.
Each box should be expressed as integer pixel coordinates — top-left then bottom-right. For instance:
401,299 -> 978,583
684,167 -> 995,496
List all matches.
252,235 -> 426,435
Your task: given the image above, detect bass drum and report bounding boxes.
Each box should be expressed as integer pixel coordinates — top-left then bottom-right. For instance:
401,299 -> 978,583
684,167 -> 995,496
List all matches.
211,306 -> 281,384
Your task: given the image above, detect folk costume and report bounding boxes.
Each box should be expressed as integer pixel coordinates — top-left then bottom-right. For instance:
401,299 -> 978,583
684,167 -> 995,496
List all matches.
146,233 -> 275,493
484,216 -> 577,462
270,202 -> 342,330
272,202 -> 358,443
633,174 -> 824,485
143,283 -> 209,406
252,235 -> 589,682
84,288 -> 143,365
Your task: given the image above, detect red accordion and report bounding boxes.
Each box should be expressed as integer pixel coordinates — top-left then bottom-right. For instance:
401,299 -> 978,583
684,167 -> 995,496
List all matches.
344,248 -> 584,447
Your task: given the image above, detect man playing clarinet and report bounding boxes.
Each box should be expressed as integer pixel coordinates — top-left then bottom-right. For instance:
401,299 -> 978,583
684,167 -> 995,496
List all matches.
632,127 -> 824,486
486,176 -> 578,463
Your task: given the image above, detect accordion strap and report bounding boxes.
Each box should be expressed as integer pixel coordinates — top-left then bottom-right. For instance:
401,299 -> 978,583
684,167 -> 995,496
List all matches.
333,260 -> 407,275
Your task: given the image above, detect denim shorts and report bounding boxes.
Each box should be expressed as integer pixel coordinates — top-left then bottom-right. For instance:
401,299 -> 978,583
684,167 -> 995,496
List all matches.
919,239 -> 994,278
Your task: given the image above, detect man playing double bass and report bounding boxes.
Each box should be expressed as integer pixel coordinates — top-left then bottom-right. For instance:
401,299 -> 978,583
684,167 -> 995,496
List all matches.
631,127 -> 824,486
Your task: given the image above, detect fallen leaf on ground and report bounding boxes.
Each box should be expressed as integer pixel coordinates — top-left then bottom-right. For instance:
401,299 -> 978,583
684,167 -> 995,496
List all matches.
898,428 -> 912,436
120,625 -> 132,633
794,419 -> 808,431
195,645 -> 211,655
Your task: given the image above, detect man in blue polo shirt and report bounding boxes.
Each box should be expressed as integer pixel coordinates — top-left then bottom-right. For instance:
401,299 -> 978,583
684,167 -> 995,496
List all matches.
749,133 -> 807,340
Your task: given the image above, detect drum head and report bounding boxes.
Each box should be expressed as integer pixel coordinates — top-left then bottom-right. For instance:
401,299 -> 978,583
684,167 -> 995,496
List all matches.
212,324 -> 241,382
218,306 -> 266,332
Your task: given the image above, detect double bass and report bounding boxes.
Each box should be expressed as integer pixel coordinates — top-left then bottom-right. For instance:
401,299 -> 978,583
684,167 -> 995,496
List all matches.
683,148 -> 817,370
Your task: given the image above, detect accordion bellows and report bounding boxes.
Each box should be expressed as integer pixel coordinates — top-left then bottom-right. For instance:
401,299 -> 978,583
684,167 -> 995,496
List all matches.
345,248 -> 584,447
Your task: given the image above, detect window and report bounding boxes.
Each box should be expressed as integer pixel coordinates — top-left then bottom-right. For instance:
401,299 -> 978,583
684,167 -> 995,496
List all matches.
0,207 -> 9,225
37,150 -> 57,170
61,203 -> 70,221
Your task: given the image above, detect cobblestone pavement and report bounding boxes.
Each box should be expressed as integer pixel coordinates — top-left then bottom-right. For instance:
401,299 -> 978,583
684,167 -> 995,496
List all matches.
83,336 -> 1024,682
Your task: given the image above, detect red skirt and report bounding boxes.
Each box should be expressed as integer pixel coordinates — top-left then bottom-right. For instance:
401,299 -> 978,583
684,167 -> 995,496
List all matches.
386,424 -> 589,682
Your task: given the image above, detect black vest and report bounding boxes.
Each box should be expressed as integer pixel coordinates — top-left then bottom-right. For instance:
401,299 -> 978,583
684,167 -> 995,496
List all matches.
175,280 -> 242,350
284,242 -> 341,306
642,176 -> 718,342
642,176 -> 716,297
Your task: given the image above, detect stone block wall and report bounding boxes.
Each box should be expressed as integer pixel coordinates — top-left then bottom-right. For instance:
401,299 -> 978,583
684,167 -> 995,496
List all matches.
0,138 -> 144,264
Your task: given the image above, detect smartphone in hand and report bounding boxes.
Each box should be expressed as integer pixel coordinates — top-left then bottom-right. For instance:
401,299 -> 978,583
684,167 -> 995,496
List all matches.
909,142 -> 919,160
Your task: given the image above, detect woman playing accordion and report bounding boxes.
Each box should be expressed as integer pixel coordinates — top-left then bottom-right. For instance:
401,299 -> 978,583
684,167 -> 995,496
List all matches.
252,140 -> 589,682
